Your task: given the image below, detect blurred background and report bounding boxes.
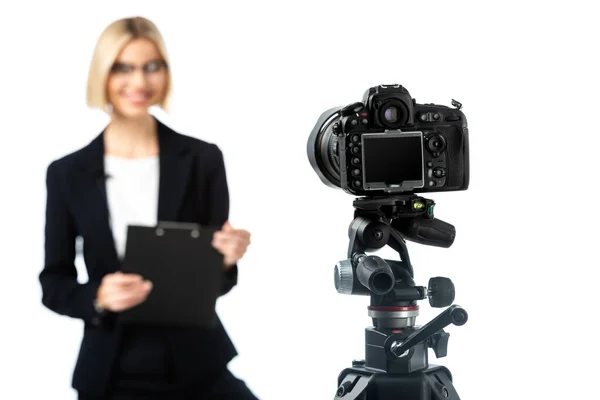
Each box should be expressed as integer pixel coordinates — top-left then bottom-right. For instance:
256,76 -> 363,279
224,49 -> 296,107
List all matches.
0,1 -> 598,399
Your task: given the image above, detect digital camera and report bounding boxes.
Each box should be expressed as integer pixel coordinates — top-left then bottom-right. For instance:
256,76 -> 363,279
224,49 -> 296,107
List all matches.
307,84 -> 469,196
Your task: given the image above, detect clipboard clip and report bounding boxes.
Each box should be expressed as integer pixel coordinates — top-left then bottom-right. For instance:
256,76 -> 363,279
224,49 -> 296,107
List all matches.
156,221 -> 203,239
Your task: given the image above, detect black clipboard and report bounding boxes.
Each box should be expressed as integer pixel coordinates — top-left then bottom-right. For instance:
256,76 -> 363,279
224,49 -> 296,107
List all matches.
118,222 -> 223,328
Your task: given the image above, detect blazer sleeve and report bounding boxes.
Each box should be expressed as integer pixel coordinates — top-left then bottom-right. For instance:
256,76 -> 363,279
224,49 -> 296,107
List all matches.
39,161 -> 103,325
205,144 -> 238,296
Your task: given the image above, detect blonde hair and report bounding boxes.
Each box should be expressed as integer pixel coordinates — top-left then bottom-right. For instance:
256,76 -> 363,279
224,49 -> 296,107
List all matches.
86,16 -> 172,111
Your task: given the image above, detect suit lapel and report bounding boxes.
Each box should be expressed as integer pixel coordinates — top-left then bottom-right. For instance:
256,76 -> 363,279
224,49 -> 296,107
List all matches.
156,118 -> 193,223
70,132 -> 120,271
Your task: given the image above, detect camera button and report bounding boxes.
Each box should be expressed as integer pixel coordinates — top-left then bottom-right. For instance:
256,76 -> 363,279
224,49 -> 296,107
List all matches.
428,180 -> 436,187
445,116 -> 461,122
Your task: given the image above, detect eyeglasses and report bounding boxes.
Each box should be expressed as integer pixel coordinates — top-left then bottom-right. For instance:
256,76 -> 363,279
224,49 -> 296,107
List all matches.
109,60 -> 168,77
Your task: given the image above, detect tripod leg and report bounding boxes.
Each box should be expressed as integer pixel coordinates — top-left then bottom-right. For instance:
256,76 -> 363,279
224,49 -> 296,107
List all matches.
424,368 -> 460,400
334,370 -> 373,400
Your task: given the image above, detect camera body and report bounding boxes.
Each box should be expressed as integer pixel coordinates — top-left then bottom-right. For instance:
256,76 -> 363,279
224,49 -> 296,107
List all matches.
334,84 -> 469,196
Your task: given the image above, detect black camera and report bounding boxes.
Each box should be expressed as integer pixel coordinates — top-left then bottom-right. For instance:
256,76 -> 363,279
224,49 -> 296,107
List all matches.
307,84 -> 469,196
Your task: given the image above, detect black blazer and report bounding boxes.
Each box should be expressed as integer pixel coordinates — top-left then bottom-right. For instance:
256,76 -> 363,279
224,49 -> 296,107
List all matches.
39,117 -> 238,396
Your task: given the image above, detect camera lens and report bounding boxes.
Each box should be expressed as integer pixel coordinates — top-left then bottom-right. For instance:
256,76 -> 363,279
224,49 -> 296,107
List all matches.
306,109 -> 345,190
384,107 -> 399,123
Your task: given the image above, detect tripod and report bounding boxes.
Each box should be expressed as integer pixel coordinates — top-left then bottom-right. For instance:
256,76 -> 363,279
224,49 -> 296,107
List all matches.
332,195 -> 468,400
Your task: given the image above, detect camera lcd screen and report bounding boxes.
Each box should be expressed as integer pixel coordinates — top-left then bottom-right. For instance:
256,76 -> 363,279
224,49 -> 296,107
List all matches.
362,132 -> 424,191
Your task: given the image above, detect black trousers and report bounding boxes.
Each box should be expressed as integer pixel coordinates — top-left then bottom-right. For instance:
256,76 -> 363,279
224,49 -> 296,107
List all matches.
78,368 -> 259,400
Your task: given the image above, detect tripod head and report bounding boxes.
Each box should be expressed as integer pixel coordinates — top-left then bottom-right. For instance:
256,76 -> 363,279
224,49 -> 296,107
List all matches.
335,195 -> 458,312
333,195 -> 468,382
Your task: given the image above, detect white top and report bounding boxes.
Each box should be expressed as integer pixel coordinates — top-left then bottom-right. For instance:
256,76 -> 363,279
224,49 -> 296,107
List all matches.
104,155 -> 159,259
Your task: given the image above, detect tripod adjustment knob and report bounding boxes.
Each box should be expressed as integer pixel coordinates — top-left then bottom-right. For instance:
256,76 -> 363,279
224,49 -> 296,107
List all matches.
335,260 -> 356,295
390,341 -> 410,358
429,331 -> 450,358
336,381 -> 353,397
428,277 -> 455,308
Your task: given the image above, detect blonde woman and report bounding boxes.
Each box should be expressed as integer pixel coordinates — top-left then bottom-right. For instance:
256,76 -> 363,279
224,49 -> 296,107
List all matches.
39,16 -> 257,400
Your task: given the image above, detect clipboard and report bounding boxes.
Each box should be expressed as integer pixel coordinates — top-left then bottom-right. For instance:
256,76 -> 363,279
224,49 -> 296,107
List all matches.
118,221 -> 223,328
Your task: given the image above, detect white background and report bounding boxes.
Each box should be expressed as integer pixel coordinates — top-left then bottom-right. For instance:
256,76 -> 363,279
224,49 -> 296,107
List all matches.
0,1 -> 598,399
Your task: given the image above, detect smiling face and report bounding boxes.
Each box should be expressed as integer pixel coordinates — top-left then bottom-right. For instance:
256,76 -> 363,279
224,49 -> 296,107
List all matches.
106,38 -> 168,118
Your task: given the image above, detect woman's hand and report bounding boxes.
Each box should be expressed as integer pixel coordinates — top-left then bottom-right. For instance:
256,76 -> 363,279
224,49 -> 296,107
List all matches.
95,271 -> 153,312
212,221 -> 251,270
